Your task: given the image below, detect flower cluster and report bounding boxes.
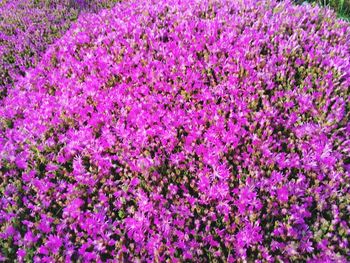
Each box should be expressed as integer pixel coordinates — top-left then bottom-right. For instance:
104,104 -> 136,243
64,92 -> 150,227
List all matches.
1,0 -> 350,261
0,0 -> 118,99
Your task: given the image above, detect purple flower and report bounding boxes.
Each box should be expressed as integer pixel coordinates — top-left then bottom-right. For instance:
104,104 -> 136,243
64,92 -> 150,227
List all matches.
1,0 -> 349,261
63,198 -> 84,218
277,186 -> 289,203
46,235 -> 62,254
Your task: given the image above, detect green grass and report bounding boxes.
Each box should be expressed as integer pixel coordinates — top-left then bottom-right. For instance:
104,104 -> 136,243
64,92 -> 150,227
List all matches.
306,0 -> 350,20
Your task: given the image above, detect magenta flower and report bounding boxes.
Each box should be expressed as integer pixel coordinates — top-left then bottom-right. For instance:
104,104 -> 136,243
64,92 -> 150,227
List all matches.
45,235 -> 63,254
277,186 -> 289,203
1,0 -> 349,261
63,198 -> 84,218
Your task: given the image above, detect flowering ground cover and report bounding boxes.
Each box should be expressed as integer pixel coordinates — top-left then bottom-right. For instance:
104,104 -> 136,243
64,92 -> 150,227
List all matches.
0,0 -> 350,261
0,0 -> 118,100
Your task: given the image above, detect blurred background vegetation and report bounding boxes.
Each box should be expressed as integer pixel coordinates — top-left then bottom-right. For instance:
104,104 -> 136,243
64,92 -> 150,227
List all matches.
298,0 -> 350,20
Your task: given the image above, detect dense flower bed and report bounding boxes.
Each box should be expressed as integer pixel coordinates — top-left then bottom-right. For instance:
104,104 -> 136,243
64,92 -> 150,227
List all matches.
1,0 -> 349,261
0,0 -> 118,99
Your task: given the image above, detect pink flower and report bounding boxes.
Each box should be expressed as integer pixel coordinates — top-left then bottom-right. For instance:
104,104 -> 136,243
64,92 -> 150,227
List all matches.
17,249 -> 26,259
63,198 -> 84,218
277,186 -> 289,203
46,235 -> 62,254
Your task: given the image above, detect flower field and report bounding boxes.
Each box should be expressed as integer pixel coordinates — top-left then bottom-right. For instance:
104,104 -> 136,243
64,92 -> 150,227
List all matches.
0,0 -> 118,99
0,0 -> 349,262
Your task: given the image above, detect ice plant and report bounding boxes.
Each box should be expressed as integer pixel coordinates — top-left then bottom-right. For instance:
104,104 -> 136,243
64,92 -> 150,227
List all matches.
0,0 -> 119,100
0,0 -> 349,261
